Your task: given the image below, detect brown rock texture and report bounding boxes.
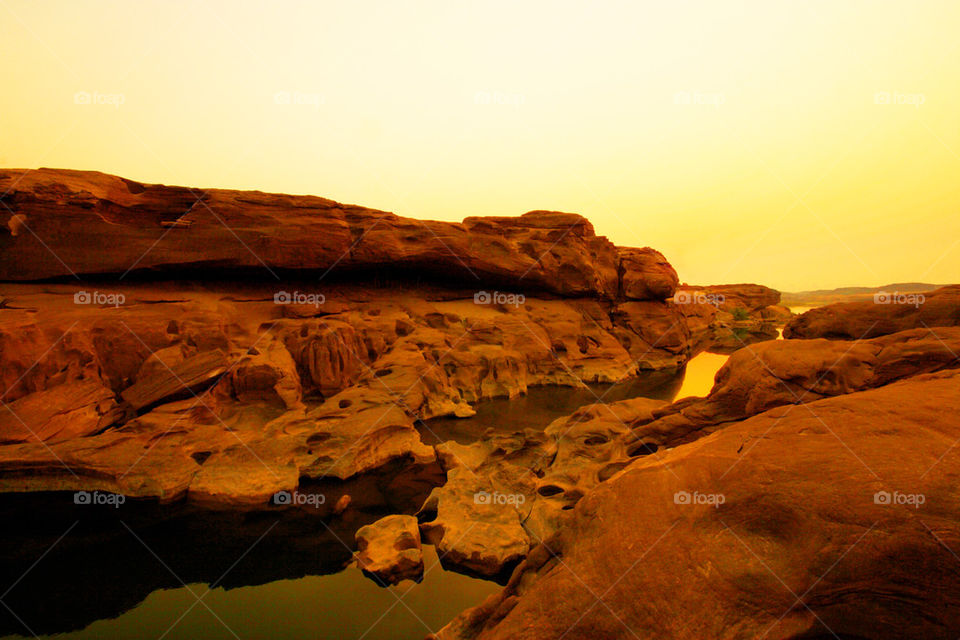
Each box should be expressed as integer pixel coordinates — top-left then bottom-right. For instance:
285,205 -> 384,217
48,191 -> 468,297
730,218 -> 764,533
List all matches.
417,397 -> 667,577
624,326 -> 960,453
0,283 -> 696,505
617,247 -> 679,300
0,379 -> 122,444
784,284 -> 960,339
0,168 -> 715,507
354,514 -> 424,585
0,168 -> 673,300
422,326 -> 960,578
671,283 -> 789,354
435,369 -> 960,640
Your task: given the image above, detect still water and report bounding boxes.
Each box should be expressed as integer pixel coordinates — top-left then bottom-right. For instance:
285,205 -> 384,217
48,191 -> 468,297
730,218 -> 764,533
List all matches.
1,353 -> 731,640
1,544 -> 493,640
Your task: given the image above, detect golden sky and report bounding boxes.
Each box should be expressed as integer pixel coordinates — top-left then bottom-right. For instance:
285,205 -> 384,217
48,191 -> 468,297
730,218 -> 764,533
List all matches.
1,0 -> 958,291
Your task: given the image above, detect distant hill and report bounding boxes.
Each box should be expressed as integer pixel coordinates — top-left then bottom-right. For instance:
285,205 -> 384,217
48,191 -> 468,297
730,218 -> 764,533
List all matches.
783,283 -> 945,308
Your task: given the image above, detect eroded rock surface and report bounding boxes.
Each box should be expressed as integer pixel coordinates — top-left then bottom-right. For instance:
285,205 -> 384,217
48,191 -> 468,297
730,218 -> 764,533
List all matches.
435,369 -> 960,640
672,283 -> 789,354
624,326 -> 960,453
784,284 -> 960,339
0,379 -> 122,444
0,281 -> 699,505
422,326 -> 960,578
355,514 -> 424,585
0,169 -> 674,300
418,398 -> 666,577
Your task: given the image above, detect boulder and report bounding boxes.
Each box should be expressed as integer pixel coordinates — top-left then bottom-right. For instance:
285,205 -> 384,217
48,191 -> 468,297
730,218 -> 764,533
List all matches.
355,514 -> 424,585
617,247 -> 679,300
417,398 -> 667,576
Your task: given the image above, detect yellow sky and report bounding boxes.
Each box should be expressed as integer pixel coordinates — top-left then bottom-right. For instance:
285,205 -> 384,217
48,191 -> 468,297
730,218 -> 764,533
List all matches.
1,0 -> 958,291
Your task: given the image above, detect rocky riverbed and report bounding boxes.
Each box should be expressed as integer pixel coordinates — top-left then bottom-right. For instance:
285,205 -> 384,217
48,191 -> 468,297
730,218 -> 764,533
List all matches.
5,169 -> 956,639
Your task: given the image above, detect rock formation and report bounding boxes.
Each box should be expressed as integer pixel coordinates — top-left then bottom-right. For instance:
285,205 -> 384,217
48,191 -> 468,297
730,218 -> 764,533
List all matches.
784,284 -> 960,339
624,325 -> 960,452
433,367 -> 960,640
416,326 -> 960,578
672,283 -> 789,353
418,398 -> 666,577
354,514 -> 424,585
0,168 -> 711,506
0,169 -> 676,300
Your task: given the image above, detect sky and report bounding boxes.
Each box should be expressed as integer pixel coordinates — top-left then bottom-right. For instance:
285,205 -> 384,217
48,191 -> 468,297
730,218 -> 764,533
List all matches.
1,0 -> 958,291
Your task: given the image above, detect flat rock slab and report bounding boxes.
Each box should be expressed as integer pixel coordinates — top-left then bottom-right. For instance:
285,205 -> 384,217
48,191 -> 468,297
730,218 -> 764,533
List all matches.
121,349 -> 228,411
0,379 -> 121,444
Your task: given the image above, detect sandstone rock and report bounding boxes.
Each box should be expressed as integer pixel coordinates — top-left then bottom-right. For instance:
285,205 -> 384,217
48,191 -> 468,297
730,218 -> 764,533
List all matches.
0,428 -> 201,500
760,303 -> 793,325
419,435 -> 543,578
0,379 -> 122,444
333,494 -> 352,515
355,514 -> 424,585
617,247 -> 679,300
280,319 -> 373,396
0,281 -> 700,505
624,326 -> 960,454
691,282 -> 781,312
671,283 -> 787,353
611,300 -> 692,369
226,339 -> 304,410
187,445 -> 300,507
121,349 -> 229,412
0,170 -> 676,300
528,397 -> 666,540
417,398 -> 667,576
784,284 -> 960,339
288,387 -> 438,481
435,370 -> 960,640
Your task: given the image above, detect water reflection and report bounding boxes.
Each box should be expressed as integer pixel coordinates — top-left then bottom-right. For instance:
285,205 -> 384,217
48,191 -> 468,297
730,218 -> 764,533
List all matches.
673,351 -> 729,399
0,343 -> 752,640
0,459 -> 454,640
418,369 -> 685,446
0,544 -> 496,640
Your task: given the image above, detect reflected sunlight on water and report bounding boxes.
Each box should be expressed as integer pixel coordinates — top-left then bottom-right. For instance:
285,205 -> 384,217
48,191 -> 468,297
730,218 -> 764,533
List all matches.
673,351 -> 729,400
